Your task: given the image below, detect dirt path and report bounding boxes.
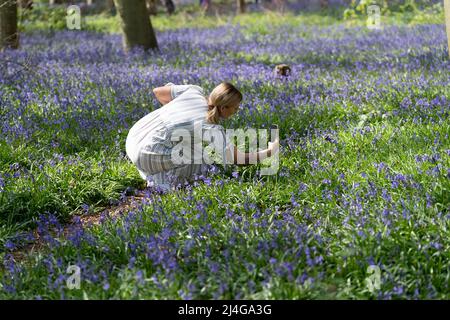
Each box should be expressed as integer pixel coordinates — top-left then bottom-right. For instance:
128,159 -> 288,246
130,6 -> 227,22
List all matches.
9,188 -> 151,262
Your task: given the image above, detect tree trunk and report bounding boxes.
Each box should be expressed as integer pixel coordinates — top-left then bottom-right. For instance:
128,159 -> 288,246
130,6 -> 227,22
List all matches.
106,0 -> 114,12
274,0 -> 285,13
0,0 -> 19,51
445,0 -> 450,58
237,0 -> 246,14
113,0 -> 158,52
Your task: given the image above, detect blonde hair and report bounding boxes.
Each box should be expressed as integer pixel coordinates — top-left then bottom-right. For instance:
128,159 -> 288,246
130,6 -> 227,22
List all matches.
206,82 -> 242,124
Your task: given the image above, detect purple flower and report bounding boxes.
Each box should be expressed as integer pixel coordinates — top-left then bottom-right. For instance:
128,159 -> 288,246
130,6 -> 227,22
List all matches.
136,270 -> 145,285
4,240 -> 16,251
81,203 -> 90,214
381,189 -> 392,202
209,262 -> 220,274
290,194 -> 300,207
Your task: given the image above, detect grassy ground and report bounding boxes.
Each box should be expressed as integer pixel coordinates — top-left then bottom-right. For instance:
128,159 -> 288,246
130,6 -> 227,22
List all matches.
18,1 -> 446,34
1,6 -> 449,299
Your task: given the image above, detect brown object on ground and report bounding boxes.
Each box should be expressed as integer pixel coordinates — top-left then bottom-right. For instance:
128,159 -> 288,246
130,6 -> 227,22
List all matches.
274,64 -> 291,77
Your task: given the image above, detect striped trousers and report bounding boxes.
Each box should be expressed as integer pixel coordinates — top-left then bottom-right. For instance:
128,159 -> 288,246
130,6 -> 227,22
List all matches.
136,148 -> 204,187
126,136 -> 204,189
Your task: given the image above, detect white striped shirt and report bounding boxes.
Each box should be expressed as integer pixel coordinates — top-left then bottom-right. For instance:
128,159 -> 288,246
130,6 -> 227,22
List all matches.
125,83 -> 231,178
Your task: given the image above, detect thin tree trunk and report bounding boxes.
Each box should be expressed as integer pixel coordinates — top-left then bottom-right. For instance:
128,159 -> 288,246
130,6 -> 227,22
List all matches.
237,0 -> 246,14
106,0 -> 114,12
445,0 -> 450,58
274,0 -> 285,13
0,0 -> 19,51
113,0 -> 158,52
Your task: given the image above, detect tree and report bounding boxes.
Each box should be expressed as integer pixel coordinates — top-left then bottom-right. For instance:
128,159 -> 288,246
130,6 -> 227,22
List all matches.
237,0 -> 246,14
445,0 -> 450,58
0,0 -> 18,51
113,0 -> 158,52
273,0 -> 285,13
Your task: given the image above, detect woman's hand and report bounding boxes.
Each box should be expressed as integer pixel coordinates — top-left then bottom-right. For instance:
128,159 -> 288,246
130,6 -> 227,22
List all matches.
268,138 -> 280,156
153,85 -> 173,105
232,138 -> 280,166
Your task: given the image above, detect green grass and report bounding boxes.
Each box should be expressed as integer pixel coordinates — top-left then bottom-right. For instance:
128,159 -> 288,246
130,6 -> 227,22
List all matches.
18,3 -> 446,35
2,115 -> 448,299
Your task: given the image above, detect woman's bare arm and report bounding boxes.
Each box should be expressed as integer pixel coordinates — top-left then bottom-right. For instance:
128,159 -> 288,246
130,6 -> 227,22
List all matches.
230,139 -> 279,165
153,86 -> 172,105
